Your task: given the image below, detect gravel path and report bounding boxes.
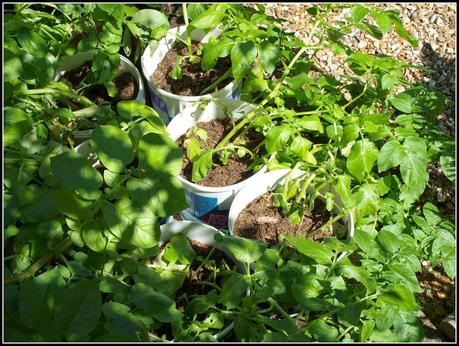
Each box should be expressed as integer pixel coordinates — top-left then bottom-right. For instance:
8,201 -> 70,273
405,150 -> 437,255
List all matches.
262,3 -> 456,137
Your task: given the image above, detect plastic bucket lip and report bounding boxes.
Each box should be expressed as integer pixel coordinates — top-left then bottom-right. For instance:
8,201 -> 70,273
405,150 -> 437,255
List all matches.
54,51 -> 145,103
141,25 -> 237,102
227,169 -> 355,243
159,220 -> 222,247
166,98 -> 268,194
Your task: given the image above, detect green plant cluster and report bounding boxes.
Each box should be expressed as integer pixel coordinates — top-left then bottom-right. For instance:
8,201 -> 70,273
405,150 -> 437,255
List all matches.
3,3 -> 456,342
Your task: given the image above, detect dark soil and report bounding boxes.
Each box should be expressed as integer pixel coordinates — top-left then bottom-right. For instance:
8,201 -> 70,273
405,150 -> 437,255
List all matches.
233,191 -> 335,245
176,118 -> 263,187
175,240 -> 229,305
151,41 -> 232,96
59,62 -> 138,105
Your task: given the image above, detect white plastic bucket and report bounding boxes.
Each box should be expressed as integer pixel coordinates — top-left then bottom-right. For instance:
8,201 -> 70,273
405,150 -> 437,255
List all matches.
228,169 -> 355,260
55,51 -> 146,141
167,98 -> 267,221
56,51 -> 145,103
159,220 -> 223,247
141,25 -> 239,124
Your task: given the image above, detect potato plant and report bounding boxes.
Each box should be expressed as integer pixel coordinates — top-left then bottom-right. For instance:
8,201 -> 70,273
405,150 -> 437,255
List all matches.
3,3 -> 456,342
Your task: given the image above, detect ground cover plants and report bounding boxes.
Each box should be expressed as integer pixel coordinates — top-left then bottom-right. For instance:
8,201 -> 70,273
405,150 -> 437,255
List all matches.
3,3 -> 456,342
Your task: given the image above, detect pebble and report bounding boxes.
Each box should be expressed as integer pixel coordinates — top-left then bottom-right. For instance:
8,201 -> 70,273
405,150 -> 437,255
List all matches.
439,313 -> 456,341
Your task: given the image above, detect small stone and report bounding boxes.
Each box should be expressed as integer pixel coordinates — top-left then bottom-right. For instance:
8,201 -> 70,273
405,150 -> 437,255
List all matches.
437,291 -> 446,299
439,314 -> 456,341
430,14 -> 438,23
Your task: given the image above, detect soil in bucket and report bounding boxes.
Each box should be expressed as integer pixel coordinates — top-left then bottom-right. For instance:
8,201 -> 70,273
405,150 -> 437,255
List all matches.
233,190 -> 340,245
59,62 -> 138,106
151,41 -> 232,96
176,118 -> 263,187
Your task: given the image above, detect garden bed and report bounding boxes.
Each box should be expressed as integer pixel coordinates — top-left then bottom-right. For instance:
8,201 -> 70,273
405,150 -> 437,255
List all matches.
4,3 -> 456,343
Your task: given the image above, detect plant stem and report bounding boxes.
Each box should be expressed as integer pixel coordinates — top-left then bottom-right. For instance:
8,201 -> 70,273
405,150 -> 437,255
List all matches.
199,68 -> 233,95
182,4 -> 193,57
267,297 -> 292,320
73,105 -> 100,118
215,321 -> 235,341
4,237 -> 73,285
20,88 -> 94,107
295,173 -> 316,205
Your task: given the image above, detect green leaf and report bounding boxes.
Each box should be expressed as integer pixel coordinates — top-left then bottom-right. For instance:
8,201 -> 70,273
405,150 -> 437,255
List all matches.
258,40 -> 280,74
50,151 -> 103,199
138,133 -> 182,176
4,48 -> 23,82
218,273 -> 249,309
214,233 -> 266,263
89,126 -> 134,173
129,283 -> 174,315
131,9 -> 170,40
346,139 -> 379,181
295,115 -> 324,133
201,37 -> 233,71
289,136 -> 312,161
334,175 -> 356,209
390,93 -> 416,113
350,5 -> 370,23
17,28 -> 48,57
185,290 -> 219,316
360,320 -> 375,341
51,190 -> 94,220
184,137 -> 202,162
372,12 -> 392,33
187,4 -> 208,20
377,229 -> 400,255
102,198 -> 160,249
4,106 -> 33,147
126,170 -> 187,217
191,150 -> 213,183
102,302 -> 130,320
190,11 -> 226,29
99,277 -> 127,294
231,41 -> 257,83
19,267 -> 66,333
377,140 -> 404,172
264,125 -> 292,154
377,284 -> 419,311
440,153 -> 455,183
337,264 -> 376,292
399,137 -> 428,197
54,280 -> 102,340
355,183 -> 380,216
307,318 -> 339,342
285,236 -> 333,264
22,188 -> 59,223
171,55 -> 184,80
392,19 -> 418,47
82,220 -> 107,253
163,233 -> 196,264
383,262 -> 421,292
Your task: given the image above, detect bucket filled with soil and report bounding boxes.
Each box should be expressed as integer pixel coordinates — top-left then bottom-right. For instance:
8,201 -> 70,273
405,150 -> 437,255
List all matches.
228,169 -> 355,258
56,50 -> 145,104
167,99 -> 267,227
141,25 -> 239,124
55,50 -> 145,141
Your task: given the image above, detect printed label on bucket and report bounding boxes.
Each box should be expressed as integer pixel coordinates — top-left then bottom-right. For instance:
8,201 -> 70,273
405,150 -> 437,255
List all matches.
150,90 -> 169,119
179,210 -> 229,230
185,191 -> 218,218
